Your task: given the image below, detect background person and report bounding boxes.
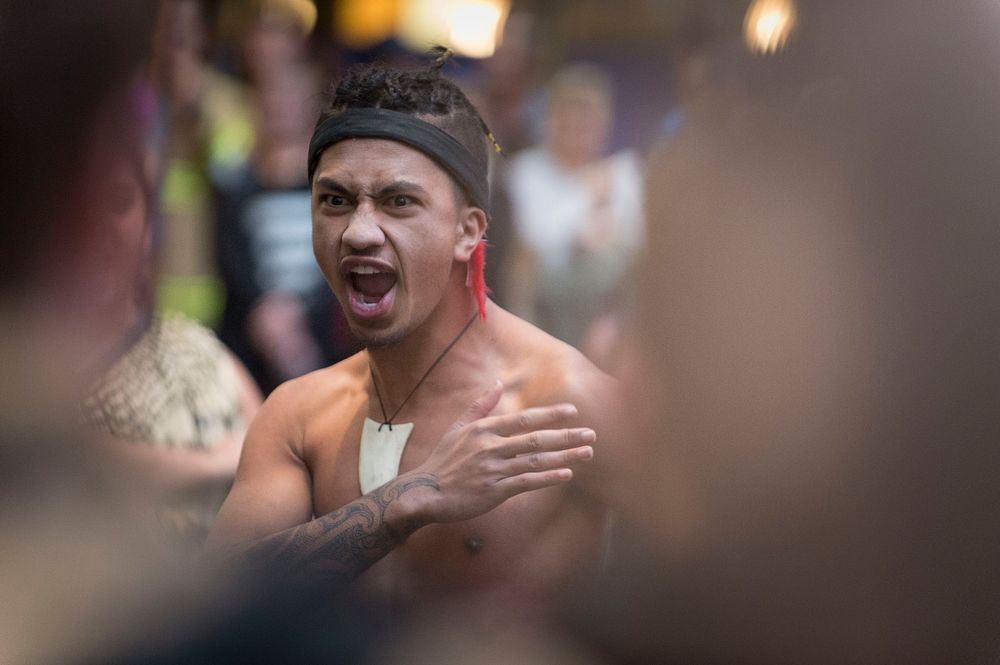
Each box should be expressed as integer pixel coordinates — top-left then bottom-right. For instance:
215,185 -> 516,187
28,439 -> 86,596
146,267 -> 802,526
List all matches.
80,125 -> 262,546
503,63 -> 645,356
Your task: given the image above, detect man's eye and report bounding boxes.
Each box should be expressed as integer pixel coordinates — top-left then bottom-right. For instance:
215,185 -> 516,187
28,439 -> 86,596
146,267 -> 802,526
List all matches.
323,194 -> 349,207
391,195 -> 412,207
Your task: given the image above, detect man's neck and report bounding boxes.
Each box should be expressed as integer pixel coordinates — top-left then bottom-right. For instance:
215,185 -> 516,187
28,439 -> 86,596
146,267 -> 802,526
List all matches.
366,297 -> 497,424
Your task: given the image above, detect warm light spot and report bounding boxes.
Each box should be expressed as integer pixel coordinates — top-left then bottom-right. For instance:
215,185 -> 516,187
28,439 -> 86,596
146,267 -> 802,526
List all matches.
397,0 -> 452,52
397,0 -> 509,58
449,2 -> 505,58
743,0 -> 798,54
335,0 -> 397,49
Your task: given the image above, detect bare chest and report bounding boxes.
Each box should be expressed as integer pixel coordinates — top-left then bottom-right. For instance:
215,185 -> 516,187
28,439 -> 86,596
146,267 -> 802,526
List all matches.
306,403 -> 467,509
304,404 -> 607,608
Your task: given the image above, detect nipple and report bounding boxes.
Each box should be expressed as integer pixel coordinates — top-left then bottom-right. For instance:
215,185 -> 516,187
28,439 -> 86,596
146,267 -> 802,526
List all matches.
464,535 -> 485,556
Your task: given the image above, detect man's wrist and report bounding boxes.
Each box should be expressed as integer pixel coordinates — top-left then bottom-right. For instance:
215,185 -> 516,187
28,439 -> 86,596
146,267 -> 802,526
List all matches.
379,471 -> 440,540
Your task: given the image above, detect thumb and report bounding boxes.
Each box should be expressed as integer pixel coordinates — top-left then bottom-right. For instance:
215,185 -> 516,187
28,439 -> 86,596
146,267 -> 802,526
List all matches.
448,380 -> 503,432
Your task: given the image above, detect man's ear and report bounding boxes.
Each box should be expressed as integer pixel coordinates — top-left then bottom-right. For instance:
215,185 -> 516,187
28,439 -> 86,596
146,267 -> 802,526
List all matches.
454,206 -> 488,262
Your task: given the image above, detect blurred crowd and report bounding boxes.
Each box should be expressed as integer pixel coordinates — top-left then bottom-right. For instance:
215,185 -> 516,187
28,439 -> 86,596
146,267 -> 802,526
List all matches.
4,0 -> 1000,663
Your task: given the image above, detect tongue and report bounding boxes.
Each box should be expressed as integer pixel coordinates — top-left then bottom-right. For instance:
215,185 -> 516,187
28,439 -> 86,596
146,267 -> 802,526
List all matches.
353,273 -> 396,303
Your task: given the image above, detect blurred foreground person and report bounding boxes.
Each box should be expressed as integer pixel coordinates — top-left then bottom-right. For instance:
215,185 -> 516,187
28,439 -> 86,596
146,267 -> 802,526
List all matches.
80,116 -> 262,547
570,2 -> 1000,663
209,56 -> 622,618
504,63 -> 645,354
0,2 -> 224,662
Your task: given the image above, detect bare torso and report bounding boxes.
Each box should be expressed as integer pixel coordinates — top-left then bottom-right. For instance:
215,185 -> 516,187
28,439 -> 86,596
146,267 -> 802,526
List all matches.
293,308 -> 610,614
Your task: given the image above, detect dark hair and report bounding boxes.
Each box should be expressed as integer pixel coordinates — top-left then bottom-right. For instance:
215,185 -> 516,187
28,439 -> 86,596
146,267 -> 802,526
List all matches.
316,48 -> 493,205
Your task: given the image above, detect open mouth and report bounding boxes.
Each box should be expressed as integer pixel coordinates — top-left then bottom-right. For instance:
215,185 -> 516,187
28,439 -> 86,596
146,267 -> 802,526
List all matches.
345,264 -> 398,318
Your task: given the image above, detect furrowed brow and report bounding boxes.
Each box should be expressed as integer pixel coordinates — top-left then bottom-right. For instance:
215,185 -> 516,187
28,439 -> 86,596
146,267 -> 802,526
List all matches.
314,177 -> 353,194
374,181 -> 428,198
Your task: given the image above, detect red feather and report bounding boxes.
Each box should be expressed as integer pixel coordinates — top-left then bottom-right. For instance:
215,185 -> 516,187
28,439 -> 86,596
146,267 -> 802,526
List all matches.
468,239 -> 488,320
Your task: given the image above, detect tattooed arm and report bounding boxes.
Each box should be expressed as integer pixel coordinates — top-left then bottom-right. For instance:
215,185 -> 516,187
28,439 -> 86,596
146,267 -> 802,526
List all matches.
207,380 -> 596,585
231,473 -> 440,586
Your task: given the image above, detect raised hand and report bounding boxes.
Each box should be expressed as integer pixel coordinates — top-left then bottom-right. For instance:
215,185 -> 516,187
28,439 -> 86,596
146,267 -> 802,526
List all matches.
397,380 -> 596,524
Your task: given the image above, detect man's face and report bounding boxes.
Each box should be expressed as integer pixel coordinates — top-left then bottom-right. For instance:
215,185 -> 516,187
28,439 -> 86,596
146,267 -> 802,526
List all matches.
312,138 -> 465,347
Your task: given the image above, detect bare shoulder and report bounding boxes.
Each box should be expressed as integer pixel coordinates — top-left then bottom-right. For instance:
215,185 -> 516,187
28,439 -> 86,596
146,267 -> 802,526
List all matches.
249,351 -> 371,453
491,306 -> 625,501
269,350 -> 369,411
490,306 -> 618,412
210,353 -> 373,547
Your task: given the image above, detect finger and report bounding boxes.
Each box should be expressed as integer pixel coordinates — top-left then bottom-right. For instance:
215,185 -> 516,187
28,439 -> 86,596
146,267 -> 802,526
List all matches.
477,403 -> 579,437
447,380 -> 504,433
496,427 -> 596,457
496,469 -> 574,496
500,446 -> 595,476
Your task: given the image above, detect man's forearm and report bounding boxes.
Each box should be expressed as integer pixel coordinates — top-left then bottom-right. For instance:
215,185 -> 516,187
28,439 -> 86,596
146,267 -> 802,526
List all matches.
232,473 -> 438,587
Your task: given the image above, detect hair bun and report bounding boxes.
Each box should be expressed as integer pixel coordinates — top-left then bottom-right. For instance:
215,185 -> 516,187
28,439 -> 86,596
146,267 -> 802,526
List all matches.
427,46 -> 454,74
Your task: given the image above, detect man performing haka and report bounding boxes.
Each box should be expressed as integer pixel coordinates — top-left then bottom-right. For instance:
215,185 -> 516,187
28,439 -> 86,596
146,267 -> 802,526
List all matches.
208,55 -> 617,614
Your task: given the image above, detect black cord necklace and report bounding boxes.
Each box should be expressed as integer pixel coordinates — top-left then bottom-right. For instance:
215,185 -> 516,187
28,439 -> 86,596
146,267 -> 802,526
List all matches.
370,312 -> 478,431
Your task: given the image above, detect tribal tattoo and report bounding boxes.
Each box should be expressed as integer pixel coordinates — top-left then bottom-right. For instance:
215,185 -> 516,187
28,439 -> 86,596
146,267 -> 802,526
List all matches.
234,473 -> 440,588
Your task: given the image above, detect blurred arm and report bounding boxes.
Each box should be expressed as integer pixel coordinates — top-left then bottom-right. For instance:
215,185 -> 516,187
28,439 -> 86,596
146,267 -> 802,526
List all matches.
97,351 -> 261,497
100,431 -> 244,497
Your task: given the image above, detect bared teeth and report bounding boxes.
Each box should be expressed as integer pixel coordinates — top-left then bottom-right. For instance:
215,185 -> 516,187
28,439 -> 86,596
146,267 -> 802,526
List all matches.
351,265 -> 382,275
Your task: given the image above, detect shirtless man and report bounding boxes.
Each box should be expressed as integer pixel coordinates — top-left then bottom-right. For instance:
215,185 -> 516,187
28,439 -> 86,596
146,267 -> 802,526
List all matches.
208,59 -> 616,614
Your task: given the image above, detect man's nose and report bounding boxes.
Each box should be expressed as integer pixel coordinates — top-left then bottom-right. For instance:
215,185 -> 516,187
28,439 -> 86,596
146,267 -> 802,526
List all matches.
341,200 -> 385,251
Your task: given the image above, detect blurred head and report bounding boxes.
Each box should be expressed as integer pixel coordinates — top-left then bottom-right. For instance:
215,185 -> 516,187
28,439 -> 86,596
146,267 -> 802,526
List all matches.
160,0 -> 209,57
0,0 -> 155,293
151,0 -> 211,110
0,0 -> 156,390
241,2 -> 311,86
255,66 -> 318,143
543,63 -> 613,167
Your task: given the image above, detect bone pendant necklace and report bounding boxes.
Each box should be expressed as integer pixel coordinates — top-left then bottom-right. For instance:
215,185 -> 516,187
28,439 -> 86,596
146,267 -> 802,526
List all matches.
359,313 -> 477,494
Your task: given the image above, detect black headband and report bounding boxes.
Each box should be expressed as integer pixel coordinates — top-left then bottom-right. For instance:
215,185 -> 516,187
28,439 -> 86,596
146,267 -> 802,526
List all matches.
308,107 -> 490,214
